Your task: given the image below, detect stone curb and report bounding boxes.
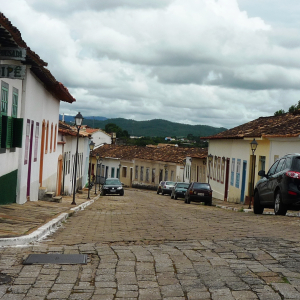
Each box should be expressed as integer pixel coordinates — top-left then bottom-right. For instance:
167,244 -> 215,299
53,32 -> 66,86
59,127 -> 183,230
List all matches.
0,195 -> 100,247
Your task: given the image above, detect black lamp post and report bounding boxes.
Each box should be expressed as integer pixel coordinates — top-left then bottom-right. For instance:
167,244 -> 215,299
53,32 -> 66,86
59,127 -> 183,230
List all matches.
87,140 -> 95,199
95,153 -> 100,195
208,154 -> 213,184
249,138 -> 258,209
99,158 -> 103,191
72,112 -> 83,205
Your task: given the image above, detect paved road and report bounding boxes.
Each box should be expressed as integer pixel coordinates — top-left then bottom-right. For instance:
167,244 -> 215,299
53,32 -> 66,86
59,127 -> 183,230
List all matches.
1,189 -> 300,299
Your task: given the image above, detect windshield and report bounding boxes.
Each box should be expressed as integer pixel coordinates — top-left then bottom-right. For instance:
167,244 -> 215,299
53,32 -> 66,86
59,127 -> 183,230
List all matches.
193,183 -> 211,190
166,181 -> 175,185
105,179 -> 121,185
177,183 -> 189,188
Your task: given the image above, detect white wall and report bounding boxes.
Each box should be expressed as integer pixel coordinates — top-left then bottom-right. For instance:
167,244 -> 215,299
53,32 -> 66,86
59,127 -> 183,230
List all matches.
17,68 -> 61,203
92,130 -> 112,147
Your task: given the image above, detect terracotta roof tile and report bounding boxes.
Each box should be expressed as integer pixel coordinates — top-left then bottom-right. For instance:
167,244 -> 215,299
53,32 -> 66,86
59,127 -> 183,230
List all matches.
93,144 -> 207,164
59,121 -> 91,137
204,111 -> 300,140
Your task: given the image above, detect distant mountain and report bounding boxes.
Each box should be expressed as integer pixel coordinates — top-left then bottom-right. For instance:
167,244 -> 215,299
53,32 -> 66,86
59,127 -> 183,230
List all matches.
82,117 -> 227,138
59,115 -> 107,124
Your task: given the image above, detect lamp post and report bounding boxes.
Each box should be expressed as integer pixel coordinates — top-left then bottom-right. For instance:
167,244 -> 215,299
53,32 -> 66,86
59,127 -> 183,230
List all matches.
208,154 -> 213,184
87,140 -> 95,199
99,158 -> 103,191
183,159 -> 186,182
95,153 -> 100,195
249,138 -> 258,209
72,112 -> 83,205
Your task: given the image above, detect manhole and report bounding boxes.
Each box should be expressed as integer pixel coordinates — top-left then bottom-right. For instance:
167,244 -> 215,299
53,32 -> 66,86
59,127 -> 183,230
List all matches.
0,273 -> 12,285
23,254 -> 87,265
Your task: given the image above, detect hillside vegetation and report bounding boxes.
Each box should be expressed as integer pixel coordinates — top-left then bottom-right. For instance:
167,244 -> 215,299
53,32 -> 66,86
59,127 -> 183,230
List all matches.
82,118 -> 227,137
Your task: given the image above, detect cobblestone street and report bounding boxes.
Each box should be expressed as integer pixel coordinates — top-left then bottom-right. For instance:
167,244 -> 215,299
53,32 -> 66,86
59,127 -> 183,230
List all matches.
1,189 -> 300,299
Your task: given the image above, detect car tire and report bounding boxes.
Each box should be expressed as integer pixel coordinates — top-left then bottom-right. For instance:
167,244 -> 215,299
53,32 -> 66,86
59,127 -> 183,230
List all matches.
174,194 -> 178,200
102,191 -> 106,196
162,191 -> 165,195
170,194 -> 174,199
253,191 -> 264,214
157,190 -> 159,194
120,191 -> 124,196
205,198 -> 212,206
274,190 -> 287,216
186,196 -> 191,204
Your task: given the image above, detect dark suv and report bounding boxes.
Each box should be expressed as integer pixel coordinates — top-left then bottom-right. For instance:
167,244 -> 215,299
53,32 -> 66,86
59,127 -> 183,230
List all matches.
254,153 -> 300,215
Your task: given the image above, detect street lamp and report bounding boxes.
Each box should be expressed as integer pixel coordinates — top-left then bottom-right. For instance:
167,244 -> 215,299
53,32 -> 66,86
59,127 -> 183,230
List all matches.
72,112 -> 83,205
208,154 -> 213,184
95,153 -> 100,195
183,159 -> 186,182
99,158 -> 103,191
87,140 -> 95,199
249,138 -> 258,209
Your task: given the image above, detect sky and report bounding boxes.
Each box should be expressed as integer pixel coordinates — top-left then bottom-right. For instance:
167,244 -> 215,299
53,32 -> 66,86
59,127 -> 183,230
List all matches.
1,0 -> 300,129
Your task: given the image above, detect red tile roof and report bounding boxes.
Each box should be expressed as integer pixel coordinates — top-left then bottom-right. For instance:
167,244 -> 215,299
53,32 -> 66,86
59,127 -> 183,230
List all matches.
204,111 -> 300,140
59,121 -> 91,137
0,13 -> 75,104
93,144 -> 207,164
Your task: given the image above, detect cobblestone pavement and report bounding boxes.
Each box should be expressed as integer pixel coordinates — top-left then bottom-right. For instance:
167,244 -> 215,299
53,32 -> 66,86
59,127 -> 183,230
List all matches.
1,189 -> 300,299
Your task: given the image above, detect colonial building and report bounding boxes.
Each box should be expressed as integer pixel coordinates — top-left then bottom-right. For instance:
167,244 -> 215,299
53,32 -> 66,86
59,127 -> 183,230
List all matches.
91,144 -> 207,188
0,13 -> 75,204
204,111 -> 300,204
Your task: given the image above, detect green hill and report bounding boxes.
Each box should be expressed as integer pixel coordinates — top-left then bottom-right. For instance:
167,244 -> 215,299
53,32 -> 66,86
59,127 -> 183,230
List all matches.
82,118 -> 226,137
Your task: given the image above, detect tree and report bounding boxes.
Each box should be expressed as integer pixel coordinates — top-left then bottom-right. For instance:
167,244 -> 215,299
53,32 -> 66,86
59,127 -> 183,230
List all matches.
274,109 -> 285,116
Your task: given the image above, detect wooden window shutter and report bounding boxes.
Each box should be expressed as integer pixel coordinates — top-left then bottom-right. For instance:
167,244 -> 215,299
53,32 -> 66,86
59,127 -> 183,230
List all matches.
50,123 -> 53,153
45,121 -> 49,154
34,122 -> 39,162
54,123 -> 57,152
0,115 -> 12,148
0,114 -> 2,146
24,119 -> 30,164
12,118 -> 23,148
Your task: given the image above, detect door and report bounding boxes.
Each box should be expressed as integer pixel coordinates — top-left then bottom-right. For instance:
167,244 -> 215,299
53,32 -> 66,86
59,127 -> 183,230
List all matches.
224,158 -> 230,201
240,161 -> 247,203
26,120 -> 34,200
56,155 -> 63,196
130,168 -> 133,187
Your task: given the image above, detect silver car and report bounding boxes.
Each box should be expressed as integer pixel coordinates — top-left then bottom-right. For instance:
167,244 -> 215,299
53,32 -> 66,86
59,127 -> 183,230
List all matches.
161,181 -> 176,195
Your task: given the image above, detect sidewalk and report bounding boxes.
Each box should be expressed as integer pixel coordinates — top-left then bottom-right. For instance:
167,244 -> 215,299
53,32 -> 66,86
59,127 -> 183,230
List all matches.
0,189 -> 99,247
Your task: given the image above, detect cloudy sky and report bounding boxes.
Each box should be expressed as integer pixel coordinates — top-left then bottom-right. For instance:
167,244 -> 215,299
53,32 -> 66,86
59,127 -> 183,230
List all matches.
1,0 -> 300,129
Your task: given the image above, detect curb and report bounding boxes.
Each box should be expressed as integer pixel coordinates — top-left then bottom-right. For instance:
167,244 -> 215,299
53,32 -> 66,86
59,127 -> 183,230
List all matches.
0,195 -> 99,247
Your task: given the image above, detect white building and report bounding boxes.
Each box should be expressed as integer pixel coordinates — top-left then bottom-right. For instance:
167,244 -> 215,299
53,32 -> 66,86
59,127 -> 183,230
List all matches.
0,13 -> 75,204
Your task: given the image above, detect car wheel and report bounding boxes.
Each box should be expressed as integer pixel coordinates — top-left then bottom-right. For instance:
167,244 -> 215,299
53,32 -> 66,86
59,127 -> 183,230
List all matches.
186,196 -> 191,204
170,193 -> 174,199
157,190 -> 159,194
162,191 -> 165,195
274,191 -> 287,216
120,191 -> 124,196
253,191 -> 264,214
174,194 -> 178,200
102,191 -> 106,196
205,198 -> 212,206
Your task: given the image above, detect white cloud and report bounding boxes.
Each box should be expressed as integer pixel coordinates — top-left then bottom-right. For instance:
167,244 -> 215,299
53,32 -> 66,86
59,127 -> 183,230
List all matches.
1,0 -> 300,131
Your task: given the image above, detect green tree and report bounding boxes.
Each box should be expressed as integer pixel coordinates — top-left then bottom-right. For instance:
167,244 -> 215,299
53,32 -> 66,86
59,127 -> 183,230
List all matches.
274,109 -> 285,116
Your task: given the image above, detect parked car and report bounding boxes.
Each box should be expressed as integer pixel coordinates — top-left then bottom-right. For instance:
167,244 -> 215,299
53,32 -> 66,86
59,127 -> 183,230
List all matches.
157,181 -> 165,194
102,178 -> 124,196
184,182 -> 212,205
171,182 -> 189,199
254,153 -> 300,215
161,181 -> 176,195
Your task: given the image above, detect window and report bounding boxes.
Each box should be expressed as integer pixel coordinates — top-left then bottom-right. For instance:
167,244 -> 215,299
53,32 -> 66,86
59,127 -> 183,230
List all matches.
135,165 -> 138,179
221,158 -> 225,184
140,166 -> 144,181
12,88 -> 18,118
24,119 -> 30,164
34,122 -> 39,162
1,81 -> 8,116
122,167 -> 127,178
230,158 -> 235,186
111,167 -> 115,178
217,157 -> 221,182
146,168 -> 150,182
45,121 -> 49,154
213,156 -> 217,180
50,123 -> 53,153
267,160 -> 279,176
54,124 -> 57,152
235,159 -> 241,188
152,169 -> 155,183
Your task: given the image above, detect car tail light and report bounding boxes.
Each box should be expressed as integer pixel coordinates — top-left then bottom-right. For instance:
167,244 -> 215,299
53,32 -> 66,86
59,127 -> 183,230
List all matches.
286,171 -> 300,178
189,190 -> 193,195
288,190 -> 297,195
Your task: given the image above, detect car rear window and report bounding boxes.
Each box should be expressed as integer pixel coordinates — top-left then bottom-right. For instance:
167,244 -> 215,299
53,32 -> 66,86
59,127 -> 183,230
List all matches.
193,183 -> 210,190
105,179 -> 121,185
166,181 -> 175,185
177,183 -> 189,188
292,157 -> 300,172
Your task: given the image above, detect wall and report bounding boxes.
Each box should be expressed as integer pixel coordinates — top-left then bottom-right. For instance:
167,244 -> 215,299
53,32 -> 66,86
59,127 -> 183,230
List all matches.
17,68 -> 60,203
0,76 -> 23,204
208,139 -> 270,203
92,130 -> 111,147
